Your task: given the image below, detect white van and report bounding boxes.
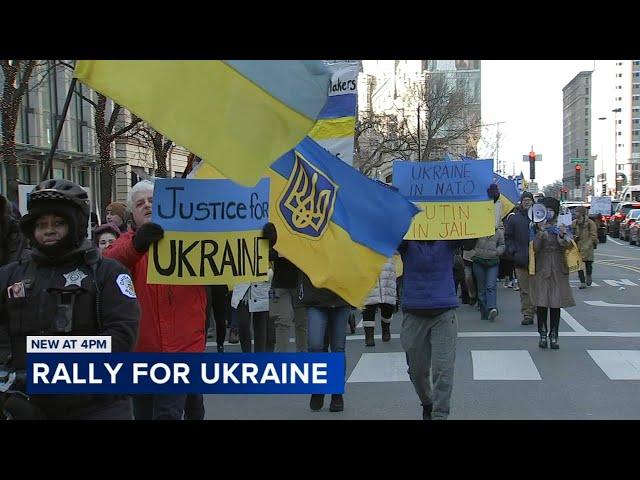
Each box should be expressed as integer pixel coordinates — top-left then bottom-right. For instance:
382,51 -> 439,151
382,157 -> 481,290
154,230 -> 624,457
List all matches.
620,186 -> 640,202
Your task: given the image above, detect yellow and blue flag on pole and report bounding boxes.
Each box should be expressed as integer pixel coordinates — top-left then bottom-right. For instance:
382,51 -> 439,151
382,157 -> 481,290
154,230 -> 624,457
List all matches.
308,63 -> 359,165
73,60 -> 331,186
193,137 -> 420,306
493,172 -> 521,219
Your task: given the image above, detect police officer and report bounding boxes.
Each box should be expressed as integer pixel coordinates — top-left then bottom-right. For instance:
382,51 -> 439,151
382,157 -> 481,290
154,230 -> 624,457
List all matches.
0,179 -> 140,420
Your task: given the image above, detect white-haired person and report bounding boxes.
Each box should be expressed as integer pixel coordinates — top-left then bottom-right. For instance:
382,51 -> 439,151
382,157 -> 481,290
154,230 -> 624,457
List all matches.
103,180 -> 209,420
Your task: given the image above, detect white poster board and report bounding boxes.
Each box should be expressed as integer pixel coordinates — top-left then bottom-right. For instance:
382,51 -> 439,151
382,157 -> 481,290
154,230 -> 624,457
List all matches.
590,196 -> 612,216
18,184 -> 93,238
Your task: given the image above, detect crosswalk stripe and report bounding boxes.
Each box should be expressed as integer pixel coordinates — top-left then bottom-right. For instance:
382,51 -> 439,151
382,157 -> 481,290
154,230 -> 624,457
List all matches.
347,352 -> 410,383
587,350 -> 640,380
471,350 -> 541,380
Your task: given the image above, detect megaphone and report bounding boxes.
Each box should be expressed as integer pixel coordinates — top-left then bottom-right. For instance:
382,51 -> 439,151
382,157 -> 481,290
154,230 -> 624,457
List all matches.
528,203 -> 547,223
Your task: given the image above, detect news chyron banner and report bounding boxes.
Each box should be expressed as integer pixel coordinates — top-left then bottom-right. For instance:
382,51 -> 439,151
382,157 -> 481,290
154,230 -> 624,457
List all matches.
147,178 -> 271,285
393,159 -> 496,240
24,337 -> 345,395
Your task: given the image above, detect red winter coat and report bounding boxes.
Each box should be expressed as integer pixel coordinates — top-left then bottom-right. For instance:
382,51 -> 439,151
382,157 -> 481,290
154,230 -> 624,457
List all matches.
103,230 -> 207,353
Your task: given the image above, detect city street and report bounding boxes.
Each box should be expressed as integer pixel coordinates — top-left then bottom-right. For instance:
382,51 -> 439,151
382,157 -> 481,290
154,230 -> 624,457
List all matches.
203,237 -> 640,420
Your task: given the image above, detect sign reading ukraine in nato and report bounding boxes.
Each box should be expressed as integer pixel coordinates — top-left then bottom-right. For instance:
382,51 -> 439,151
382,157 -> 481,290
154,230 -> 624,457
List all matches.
147,178 -> 270,285
393,159 -> 495,240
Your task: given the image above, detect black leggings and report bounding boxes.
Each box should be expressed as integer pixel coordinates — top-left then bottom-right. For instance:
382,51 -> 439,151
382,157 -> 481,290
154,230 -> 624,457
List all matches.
578,261 -> 593,283
536,307 -> 560,335
237,303 -> 274,353
362,304 -> 395,322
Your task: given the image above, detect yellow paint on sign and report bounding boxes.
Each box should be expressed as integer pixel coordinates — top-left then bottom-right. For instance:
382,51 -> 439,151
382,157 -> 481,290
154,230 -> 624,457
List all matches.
404,201 -> 496,240
147,231 -> 270,285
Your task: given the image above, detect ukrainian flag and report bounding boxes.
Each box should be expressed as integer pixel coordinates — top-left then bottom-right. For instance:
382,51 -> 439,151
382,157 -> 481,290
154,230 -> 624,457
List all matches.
194,137 -> 419,306
494,172 -> 521,219
73,60 -> 331,186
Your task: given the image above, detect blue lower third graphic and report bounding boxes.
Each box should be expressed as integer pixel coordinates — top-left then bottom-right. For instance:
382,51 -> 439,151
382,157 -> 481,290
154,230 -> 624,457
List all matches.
26,353 -> 345,395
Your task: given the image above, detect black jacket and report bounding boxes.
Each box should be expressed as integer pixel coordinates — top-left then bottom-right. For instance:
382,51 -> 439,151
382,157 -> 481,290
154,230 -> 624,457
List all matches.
297,270 -> 350,308
0,240 -> 140,418
504,207 -> 531,268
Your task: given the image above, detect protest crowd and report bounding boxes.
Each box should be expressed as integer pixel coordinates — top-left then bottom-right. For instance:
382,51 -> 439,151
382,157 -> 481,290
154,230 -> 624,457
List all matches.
0,60 -> 585,421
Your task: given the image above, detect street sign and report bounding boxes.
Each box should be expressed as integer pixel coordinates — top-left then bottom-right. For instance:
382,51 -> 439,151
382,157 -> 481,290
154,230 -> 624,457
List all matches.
522,154 -> 542,162
570,158 -> 588,164
597,173 -> 606,182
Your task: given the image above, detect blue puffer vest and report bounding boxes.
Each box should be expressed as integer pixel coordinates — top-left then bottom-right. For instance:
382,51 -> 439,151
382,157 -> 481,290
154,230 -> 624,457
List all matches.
399,241 -> 458,310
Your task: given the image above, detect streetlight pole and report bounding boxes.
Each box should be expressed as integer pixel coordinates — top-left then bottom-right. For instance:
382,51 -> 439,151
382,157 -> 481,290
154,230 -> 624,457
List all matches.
613,108 -> 622,195
598,116 -> 607,196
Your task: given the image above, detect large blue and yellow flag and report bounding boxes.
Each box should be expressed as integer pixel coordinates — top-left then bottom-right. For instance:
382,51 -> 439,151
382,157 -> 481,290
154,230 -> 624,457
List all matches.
73,60 -> 331,186
493,172 -> 521,219
193,137 -> 420,306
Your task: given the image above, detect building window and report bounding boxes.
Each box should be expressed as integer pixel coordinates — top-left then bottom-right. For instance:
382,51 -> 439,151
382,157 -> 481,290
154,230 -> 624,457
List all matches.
618,164 -> 625,170
619,120 -> 623,124
635,61 -> 640,66
53,168 -> 64,180
19,165 -> 31,184
585,87 -> 589,94
634,119 -> 640,125
618,74 -> 623,77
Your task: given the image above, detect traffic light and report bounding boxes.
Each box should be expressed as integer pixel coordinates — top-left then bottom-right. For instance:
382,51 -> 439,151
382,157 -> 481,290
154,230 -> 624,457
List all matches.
602,183 -> 607,196
575,164 -> 582,187
529,151 -> 536,180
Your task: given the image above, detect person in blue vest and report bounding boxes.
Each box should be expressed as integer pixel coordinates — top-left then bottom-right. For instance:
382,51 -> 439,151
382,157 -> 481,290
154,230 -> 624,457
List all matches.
399,239 -> 462,420
399,186 -> 495,420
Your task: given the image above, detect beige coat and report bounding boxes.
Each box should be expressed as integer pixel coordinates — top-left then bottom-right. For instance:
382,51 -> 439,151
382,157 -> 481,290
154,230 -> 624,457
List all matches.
572,218 -> 597,262
529,227 -> 576,308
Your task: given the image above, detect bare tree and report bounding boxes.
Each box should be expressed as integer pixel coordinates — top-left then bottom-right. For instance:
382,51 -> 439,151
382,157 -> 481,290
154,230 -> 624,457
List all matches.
130,124 -> 174,178
543,180 -> 563,199
353,111 -> 413,177
92,94 -> 142,213
405,72 -> 482,161
1,60 -> 37,203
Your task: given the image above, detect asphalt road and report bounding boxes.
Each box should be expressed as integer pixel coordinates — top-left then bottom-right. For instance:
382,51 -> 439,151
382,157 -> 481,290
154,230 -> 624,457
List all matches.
202,236 -> 640,420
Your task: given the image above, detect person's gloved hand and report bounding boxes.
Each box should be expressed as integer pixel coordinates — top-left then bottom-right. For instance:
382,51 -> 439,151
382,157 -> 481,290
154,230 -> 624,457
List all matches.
133,222 -> 164,253
262,222 -> 277,247
487,183 -> 500,202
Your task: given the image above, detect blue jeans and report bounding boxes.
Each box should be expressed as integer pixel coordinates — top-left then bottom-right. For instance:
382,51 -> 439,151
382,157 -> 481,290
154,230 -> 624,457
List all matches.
307,307 -> 349,354
473,262 -> 498,318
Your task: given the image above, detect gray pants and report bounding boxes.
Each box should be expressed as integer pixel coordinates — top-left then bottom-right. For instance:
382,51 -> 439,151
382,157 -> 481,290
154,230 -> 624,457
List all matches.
270,288 -> 308,352
400,310 -> 457,420
515,267 -> 536,320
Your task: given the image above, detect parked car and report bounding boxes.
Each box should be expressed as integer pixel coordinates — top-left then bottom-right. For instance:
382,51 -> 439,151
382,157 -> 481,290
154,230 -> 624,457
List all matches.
629,221 -> 640,246
619,209 -> 640,241
608,202 -> 640,238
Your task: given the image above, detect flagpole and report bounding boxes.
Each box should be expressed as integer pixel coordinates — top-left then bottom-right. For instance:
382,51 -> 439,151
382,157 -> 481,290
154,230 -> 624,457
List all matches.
41,77 -> 78,180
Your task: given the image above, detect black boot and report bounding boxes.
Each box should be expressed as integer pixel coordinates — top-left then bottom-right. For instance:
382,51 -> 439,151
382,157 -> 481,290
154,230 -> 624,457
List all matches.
310,394 -> 325,411
422,403 -> 433,420
329,394 -> 344,412
537,314 -> 548,349
364,327 -> 375,347
381,321 -> 391,342
348,312 -> 356,334
538,333 -> 548,349
550,311 -> 560,349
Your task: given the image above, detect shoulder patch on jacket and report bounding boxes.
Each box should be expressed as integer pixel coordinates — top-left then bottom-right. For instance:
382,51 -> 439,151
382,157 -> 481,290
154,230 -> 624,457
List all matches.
116,273 -> 136,298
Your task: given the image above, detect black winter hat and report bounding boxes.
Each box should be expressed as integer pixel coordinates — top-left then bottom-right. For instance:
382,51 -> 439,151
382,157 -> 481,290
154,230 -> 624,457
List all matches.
539,196 -> 560,218
520,191 -> 534,201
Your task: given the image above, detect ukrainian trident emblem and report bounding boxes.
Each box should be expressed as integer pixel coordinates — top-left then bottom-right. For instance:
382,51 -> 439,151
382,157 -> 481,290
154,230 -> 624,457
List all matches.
278,151 -> 337,239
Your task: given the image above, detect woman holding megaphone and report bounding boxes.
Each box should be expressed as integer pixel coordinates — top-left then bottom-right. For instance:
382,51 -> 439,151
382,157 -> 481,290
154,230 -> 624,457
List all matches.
529,197 -> 576,349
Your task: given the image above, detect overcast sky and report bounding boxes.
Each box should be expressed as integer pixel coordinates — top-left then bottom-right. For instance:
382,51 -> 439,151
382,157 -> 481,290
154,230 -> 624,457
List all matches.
479,60 -> 597,187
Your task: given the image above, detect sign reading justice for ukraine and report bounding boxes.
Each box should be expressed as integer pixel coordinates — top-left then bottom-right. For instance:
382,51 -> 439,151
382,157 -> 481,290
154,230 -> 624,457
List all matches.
147,178 -> 270,285
393,159 -> 495,240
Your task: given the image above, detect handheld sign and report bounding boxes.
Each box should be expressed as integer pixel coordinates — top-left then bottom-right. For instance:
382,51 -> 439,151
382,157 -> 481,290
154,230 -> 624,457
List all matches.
393,159 -> 495,240
147,178 -> 270,285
